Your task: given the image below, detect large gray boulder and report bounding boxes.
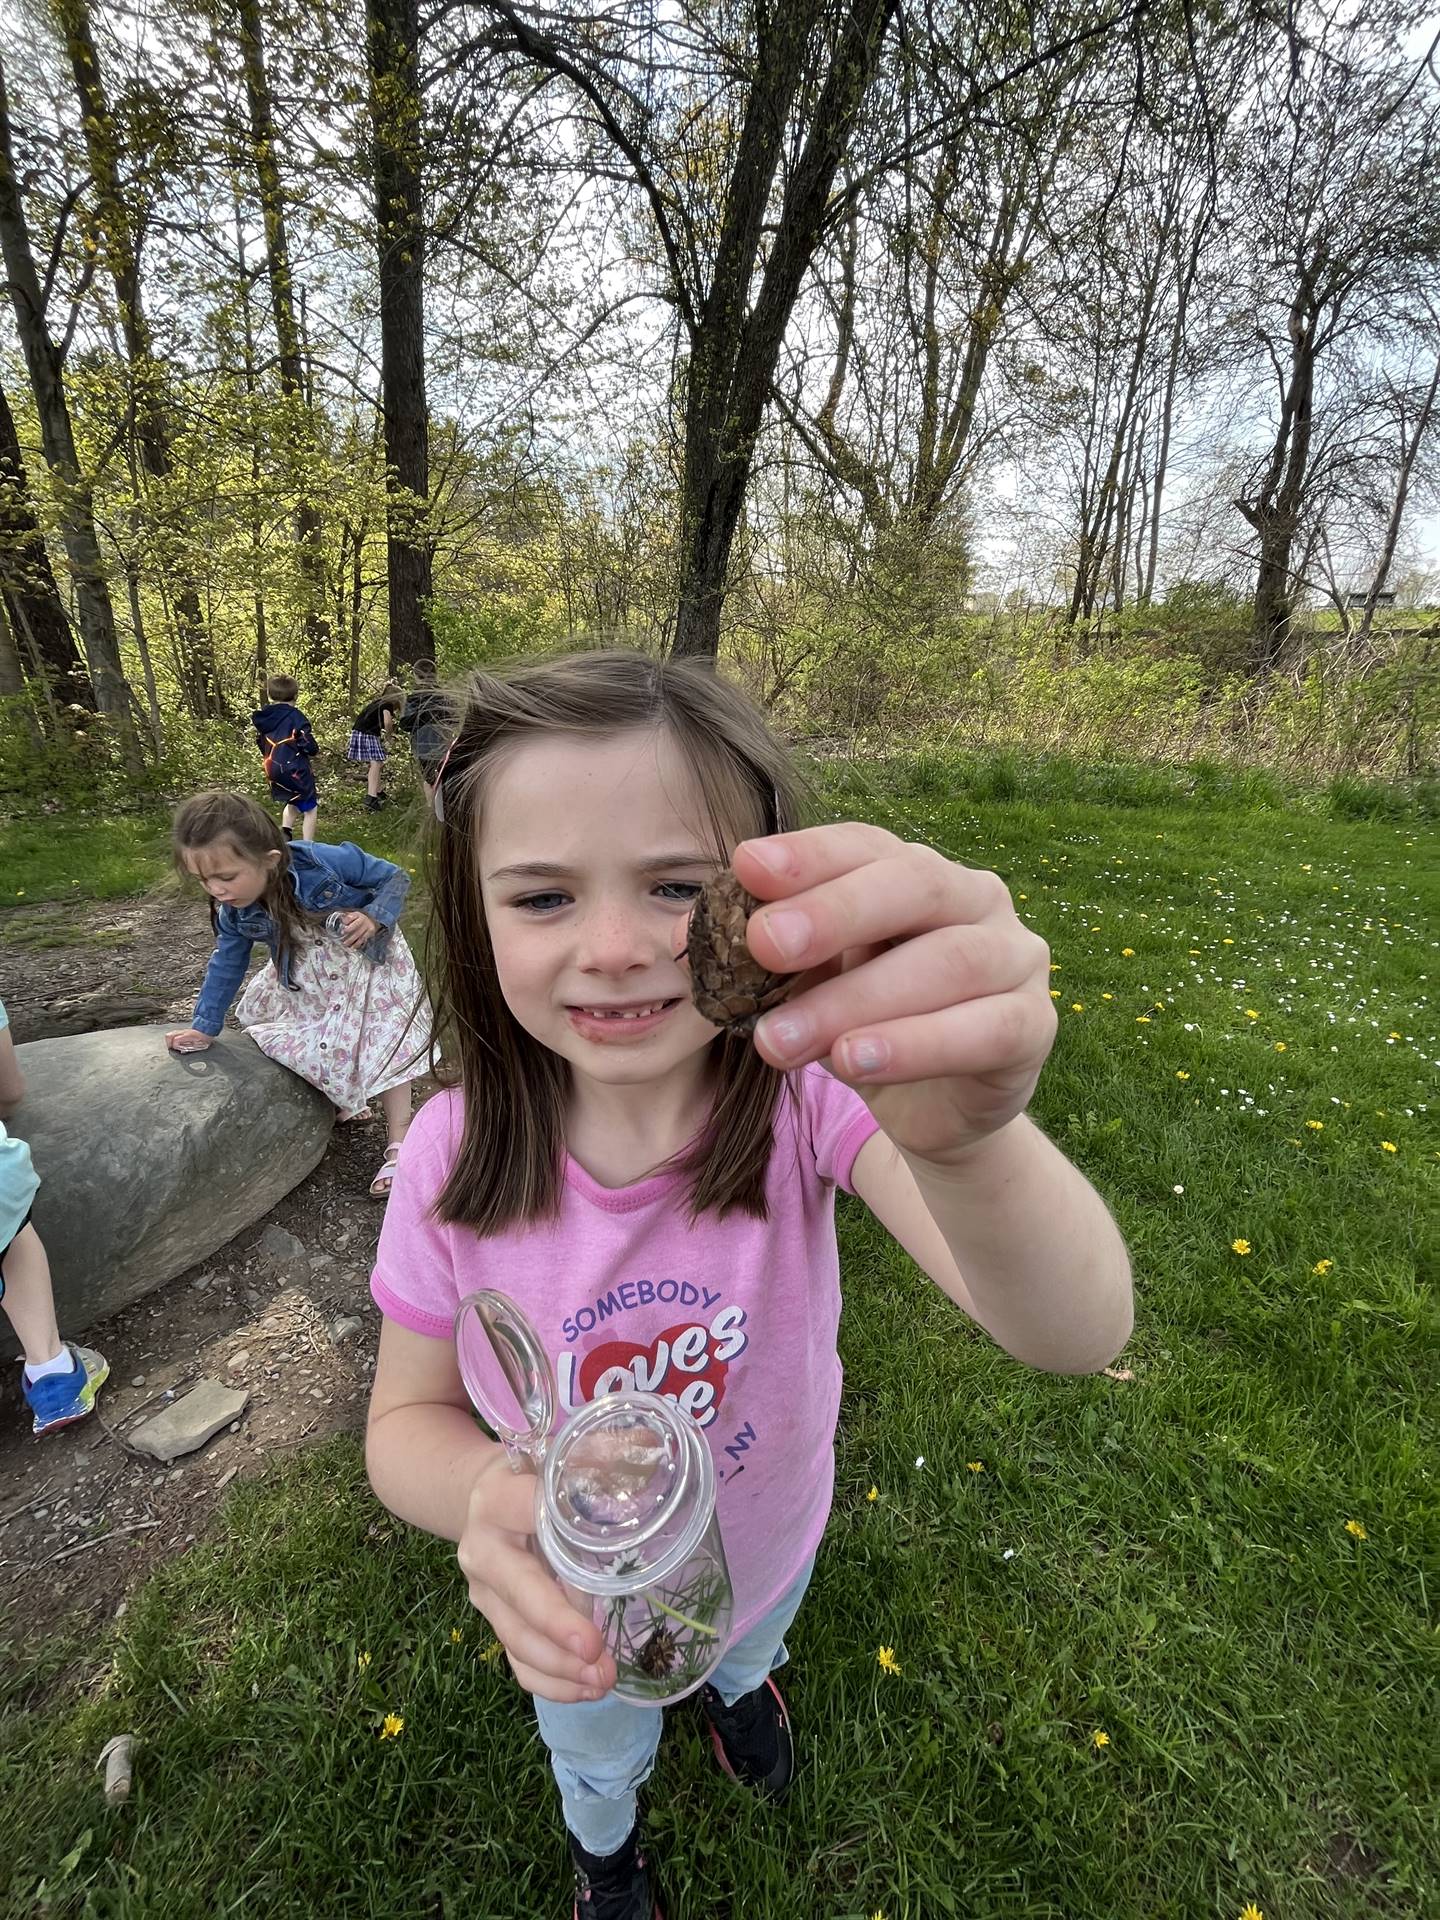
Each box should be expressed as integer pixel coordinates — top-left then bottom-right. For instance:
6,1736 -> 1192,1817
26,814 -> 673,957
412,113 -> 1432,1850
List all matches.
6,1026 -> 333,1345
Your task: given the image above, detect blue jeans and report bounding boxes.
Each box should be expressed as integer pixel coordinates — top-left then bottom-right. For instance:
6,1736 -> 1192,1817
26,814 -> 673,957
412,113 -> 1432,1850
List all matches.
534,1555 -> 815,1857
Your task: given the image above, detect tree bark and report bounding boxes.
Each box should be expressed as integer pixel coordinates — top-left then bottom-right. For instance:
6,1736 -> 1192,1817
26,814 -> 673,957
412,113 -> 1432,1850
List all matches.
368,0 -> 435,674
53,0 -> 219,716
0,52 -> 139,766
1356,352 -> 1440,646
234,0 -> 331,668
1236,277 -> 1320,676
673,0 -> 898,658
0,377 -> 94,707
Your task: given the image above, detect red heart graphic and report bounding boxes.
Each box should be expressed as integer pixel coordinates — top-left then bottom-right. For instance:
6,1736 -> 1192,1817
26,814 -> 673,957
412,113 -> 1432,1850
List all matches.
578,1322 -> 730,1413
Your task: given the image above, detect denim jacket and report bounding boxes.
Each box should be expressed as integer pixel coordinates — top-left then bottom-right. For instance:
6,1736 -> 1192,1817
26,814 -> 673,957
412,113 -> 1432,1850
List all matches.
191,841 -> 411,1037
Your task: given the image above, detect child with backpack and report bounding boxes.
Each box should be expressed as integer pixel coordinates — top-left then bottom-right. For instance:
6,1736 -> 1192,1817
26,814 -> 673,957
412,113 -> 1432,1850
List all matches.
253,675 -> 320,842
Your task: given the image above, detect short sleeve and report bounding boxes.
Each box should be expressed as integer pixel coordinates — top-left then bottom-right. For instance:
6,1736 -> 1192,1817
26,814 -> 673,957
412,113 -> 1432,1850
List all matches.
370,1089 -> 466,1339
799,1063 -> 880,1194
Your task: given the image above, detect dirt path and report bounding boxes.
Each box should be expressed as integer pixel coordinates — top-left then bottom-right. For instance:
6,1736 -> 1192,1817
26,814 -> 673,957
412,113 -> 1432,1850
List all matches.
0,894 -> 431,1641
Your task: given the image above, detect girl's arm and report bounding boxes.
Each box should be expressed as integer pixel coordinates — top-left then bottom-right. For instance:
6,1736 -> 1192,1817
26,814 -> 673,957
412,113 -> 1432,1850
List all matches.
324,842 -> 411,928
0,1024 -> 26,1118
186,916 -> 256,1037
848,1122 -> 1131,1375
728,824 -> 1134,1375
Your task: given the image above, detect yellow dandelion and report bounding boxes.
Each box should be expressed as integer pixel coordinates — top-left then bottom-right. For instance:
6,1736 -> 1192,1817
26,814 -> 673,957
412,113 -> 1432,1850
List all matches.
1232,1239 -> 1251,1255
1102,991 -> 1113,1000
379,1713 -> 404,1739
1091,1728 -> 1110,1749
1188,948 -> 1201,956
1050,962 -> 1061,972
1136,1015 -> 1151,1024
967,1461 -> 984,1473
1239,1905 -> 1265,1920
1244,1009 -> 1259,1020
1223,937 -> 1234,944
356,1651 -> 371,1670
876,1645 -> 901,1675
1313,1258 -> 1333,1275
1050,988 -> 1062,999
1176,1069 -> 1190,1081
479,1640 -> 504,1664
1388,1031 -> 1401,1040
1381,1141 -> 1397,1153
450,1627 -> 463,1643
1305,1120 -> 1324,1131
867,1485 -> 879,1502
1071,1002 -> 1084,1013
1345,1520 -> 1367,1540
1121,947 -> 1135,957
1274,1042 -> 1286,1052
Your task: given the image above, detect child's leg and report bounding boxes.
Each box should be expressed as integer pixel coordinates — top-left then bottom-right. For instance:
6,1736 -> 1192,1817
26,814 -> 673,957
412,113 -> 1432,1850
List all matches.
281,802 -> 298,833
533,1692 -> 664,1858
300,802 -> 318,842
367,760 -> 382,798
705,1555 -> 815,1705
378,1080 -> 411,1147
0,1222 -> 63,1366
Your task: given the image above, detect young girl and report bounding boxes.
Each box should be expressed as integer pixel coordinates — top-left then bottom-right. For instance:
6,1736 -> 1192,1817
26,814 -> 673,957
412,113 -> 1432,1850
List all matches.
365,651 -> 1132,1918
347,687 -> 404,812
166,792 -> 431,1199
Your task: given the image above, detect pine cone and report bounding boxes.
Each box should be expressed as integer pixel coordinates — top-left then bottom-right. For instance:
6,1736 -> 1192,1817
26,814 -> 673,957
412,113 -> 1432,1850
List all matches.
687,869 -> 793,1034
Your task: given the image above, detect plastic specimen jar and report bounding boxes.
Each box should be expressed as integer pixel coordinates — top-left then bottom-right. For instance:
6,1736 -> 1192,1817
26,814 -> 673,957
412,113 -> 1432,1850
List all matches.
455,1289 -> 733,1704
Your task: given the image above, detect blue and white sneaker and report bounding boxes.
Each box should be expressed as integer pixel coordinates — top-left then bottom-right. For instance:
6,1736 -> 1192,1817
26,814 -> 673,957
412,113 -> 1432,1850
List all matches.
22,1343 -> 109,1436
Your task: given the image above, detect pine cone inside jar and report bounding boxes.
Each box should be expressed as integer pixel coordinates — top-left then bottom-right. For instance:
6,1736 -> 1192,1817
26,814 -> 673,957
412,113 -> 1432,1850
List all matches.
687,868 -> 794,1034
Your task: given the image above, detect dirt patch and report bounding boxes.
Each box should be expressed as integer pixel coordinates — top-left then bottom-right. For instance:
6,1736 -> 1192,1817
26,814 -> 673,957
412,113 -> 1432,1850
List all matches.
0,892 -> 436,1643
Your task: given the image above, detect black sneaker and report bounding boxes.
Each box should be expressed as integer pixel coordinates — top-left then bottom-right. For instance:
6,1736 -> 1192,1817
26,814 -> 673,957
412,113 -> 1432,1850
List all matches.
569,1825 -> 664,1920
699,1674 -> 794,1799
282,825 -> 294,841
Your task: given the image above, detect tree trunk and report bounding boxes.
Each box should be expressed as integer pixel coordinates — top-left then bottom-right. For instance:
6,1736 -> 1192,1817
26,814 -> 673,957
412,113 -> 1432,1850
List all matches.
234,0 -> 331,668
0,377 -> 95,707
368,0 -> 435,674
1237,277 -> 1321,677
53,0 -> 219,716
0,52 -> 139,767
672,0 -> 898,659
1357,353 -> 1440,646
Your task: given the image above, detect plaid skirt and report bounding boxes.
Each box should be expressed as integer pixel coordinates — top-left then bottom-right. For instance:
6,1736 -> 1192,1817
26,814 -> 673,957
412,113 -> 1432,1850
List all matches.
346,729 -> 386,763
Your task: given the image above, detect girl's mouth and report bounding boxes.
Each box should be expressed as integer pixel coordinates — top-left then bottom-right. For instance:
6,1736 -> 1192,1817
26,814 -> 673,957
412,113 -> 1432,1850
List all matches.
566,998 -> 681,1040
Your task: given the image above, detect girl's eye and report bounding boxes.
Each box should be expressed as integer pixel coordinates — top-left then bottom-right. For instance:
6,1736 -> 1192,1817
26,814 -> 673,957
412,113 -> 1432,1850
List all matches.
656,881 -> 703,902
514,891 -> 571,914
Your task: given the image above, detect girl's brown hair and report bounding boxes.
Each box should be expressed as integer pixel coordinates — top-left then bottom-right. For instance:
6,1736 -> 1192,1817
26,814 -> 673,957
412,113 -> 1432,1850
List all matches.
428,649 -> 807,1235
173,790 -> 317,983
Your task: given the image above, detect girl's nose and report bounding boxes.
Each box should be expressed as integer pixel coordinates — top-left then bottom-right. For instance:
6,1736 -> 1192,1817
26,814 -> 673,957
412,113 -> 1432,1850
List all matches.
576,902 -> 655,975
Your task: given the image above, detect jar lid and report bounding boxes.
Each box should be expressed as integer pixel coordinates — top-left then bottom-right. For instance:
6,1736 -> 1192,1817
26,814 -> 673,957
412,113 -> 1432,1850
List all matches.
541,1392 -> 716,1594
455,1289 -> 555,1462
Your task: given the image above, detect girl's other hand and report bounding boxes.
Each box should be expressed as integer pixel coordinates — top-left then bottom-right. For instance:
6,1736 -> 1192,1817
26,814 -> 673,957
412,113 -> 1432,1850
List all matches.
732,824 -> 1056,1167
165,1028 -> 213,1054
457,1453 -> 616,1702
338,910 -> 379,949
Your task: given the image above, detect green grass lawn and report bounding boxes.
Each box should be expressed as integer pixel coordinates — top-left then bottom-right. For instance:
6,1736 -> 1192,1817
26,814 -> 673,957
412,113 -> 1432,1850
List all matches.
2,765 -> 1436,1919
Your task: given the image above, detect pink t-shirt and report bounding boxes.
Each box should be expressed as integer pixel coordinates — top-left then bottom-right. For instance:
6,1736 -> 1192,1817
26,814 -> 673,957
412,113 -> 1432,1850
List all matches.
371,1063 -> 880,1638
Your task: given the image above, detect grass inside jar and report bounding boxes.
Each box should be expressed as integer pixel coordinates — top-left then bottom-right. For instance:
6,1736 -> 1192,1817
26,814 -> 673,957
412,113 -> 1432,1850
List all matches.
608,1563 -> 733,1699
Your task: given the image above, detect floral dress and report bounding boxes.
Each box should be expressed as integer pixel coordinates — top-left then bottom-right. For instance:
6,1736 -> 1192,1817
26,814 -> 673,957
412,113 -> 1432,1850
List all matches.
236,925 -> 431,1116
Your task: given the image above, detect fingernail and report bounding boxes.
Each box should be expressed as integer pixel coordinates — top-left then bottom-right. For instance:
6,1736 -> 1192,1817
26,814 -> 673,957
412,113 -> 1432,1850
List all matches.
581,1663 -> 603,1684
843,1035 -> 889,1077
741,838 -> 793,876
761,907 -> 811,960
758,1009 -> 811,1059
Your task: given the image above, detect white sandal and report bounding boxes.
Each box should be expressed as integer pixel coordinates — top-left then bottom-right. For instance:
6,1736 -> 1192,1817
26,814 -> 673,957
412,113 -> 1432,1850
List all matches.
369,1142 -> 401,1199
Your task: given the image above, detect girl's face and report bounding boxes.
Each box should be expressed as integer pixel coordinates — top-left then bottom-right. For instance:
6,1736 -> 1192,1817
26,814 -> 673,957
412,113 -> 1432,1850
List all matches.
478,730 -> 726,1095
184,839 -> 282,910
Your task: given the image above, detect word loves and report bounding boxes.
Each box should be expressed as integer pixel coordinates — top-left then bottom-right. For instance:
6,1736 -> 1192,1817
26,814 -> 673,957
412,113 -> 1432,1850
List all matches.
557,1297 -> 749,1429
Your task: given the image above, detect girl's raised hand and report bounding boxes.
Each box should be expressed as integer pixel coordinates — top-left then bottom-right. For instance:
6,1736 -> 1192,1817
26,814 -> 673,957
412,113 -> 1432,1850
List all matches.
458,1453 -> 617,1703
732,825 -> 1056,1166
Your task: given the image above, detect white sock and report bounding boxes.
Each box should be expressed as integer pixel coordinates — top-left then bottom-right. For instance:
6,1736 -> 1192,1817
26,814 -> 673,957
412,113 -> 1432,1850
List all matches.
24,1346 -> 76,1383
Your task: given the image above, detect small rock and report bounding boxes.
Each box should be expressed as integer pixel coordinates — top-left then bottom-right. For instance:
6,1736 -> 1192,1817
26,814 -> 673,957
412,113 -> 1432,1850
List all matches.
226,1349 -> 251,1371
129,1380 -> 250,1462
309,1252 -> 335,1270
130,1375 -> 147,1388
191,1274 -> 212,1291
257,1224 -> 307,1267
215,1466 -> 239,1491
330,1315 -> 364,1344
